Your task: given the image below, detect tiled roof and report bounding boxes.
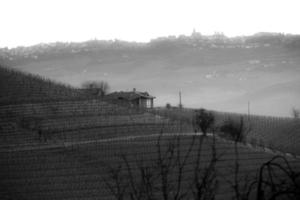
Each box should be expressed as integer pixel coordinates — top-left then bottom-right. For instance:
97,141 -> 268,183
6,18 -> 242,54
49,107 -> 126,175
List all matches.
105,91 -> 155,100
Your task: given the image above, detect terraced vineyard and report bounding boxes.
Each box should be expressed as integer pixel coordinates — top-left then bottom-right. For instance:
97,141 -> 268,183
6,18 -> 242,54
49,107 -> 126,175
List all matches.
213,111 -> 300,155
0,98 -> 193,149
0,66 -> 88,105
152,108 -> 300,155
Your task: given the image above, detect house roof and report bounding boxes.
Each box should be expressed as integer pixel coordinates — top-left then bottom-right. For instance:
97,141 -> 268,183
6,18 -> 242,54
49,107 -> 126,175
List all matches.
105,91 -> 155,101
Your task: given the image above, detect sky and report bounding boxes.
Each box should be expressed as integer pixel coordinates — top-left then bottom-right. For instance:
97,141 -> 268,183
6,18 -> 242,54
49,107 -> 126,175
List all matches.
1,0 -> 300,48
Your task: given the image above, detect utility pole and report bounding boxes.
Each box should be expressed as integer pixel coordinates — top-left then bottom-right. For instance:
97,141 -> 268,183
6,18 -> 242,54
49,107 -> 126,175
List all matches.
248,101 -> 250,122
248,101 -> 250,115
179,91 -> 182,133
179,91 -> 182,109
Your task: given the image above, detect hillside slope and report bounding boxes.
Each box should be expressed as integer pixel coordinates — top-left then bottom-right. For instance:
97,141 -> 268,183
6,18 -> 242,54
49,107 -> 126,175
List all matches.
1,33 -> 300,116
0,59 -> 300,199
0,66 -> 86,105
0,66 -> 193,148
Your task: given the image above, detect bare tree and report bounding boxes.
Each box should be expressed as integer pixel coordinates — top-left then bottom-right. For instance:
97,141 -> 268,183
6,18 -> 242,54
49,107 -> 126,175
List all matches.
218,118 -> 299,200
103,163 -> 127,200
191,130 -> 218,200
254,155 -> 300,200
81,80 -> 110,97
103,128 -> 219,200
220,117 -> 251,200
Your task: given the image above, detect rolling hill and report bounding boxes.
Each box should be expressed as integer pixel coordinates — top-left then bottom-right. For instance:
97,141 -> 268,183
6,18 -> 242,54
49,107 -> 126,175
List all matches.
1,33 -> 300,116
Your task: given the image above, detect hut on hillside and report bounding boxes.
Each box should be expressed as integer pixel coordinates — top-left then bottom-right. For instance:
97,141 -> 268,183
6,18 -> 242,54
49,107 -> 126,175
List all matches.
105,88 -> 155,108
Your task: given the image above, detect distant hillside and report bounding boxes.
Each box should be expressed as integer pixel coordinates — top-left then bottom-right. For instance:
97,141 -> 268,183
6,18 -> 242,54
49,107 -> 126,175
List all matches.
1,32 -> 300,116
1,32 -> 300,67
208,80 -> 300,117
0,66 -> 86,105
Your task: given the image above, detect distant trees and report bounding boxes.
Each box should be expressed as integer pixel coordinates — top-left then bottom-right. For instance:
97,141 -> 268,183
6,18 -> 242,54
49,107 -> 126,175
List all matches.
81,80 -> 110,97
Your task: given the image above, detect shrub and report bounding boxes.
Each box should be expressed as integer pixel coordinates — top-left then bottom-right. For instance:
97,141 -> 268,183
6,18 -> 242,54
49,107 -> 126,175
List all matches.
193,109 -> 215,135
165,103 -> 171,109
291,107 -> 300,119
220,117 -> 247,142
81,80 -> 110,97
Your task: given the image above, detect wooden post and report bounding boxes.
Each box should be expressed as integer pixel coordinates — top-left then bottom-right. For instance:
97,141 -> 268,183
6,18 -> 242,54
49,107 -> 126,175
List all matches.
139,98 -> 142,108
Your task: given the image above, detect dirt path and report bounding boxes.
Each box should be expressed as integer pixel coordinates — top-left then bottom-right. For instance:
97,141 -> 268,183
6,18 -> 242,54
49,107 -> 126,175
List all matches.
0,132 -> 209,153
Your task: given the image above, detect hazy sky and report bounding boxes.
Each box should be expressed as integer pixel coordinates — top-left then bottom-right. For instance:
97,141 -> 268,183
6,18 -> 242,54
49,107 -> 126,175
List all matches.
1,0 -> 299,48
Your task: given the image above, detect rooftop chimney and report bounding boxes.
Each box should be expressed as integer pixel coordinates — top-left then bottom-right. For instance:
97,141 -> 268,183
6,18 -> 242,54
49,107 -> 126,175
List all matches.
133,88 -> 136,92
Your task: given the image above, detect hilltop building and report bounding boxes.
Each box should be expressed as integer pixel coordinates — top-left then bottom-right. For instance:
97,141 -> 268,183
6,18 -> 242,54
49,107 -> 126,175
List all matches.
105,88 -> 155,108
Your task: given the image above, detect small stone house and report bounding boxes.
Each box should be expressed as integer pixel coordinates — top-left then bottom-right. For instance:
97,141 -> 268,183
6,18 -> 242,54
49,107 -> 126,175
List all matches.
105,88 -> 155,108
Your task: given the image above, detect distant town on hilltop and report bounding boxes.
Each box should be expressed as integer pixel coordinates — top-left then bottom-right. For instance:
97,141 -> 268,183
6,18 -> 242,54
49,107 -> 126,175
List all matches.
1,32 -> 300,66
